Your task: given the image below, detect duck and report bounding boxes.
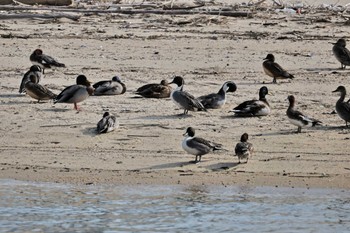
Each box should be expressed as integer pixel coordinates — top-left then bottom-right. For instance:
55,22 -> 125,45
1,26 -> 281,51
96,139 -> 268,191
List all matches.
97,112 -> 118,134
54,75 -> 94,111
93,76 -> 126,96
286,95 -> 322,133
231,86 -> 270,117
197,81 -> 237,109
169,76 -> 206,114
234,133 -> 254,164
263,53 -> 294,83
135,79 -> 172,98
182,127 -> 222,163
24,74 -> 56,103
332,86 -> 350,127
19,65 -> 42,94
331,38 -> 350,69
30,48 -> 65,74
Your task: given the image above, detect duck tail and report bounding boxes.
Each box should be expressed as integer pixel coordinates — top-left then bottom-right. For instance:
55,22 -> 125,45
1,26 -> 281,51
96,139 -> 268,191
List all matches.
312,120 -> 322,127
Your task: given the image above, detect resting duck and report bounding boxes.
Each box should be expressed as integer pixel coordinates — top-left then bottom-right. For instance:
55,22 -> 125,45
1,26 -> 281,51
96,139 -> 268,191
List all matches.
25,75 -> 56,103
169,76 -> 206,114
286,95 -> 322,133
19,65 -> 42,94
234,133 -> 254,164
182,127 -> 222,163
231,86 -> 270,117
97,112 -> 118,134
197,81 -> 237,109
332,38 -> 350,69
332,86 -> 350,127
263,53 -> 294,83
30,49 -> 65,74
135,79 -> 172,98
93,76 -> 126,96
54,75 -> 94,111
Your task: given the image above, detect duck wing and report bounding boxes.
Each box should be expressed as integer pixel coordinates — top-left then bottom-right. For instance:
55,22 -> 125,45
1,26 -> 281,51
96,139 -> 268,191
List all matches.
197,93 -> 222,108
54,85 -> 81,103
173,90 -> 206,111
42,54 -> 65,67
26,82 -> 56,100
264,61 -> 294,78
97,115 -> 116,133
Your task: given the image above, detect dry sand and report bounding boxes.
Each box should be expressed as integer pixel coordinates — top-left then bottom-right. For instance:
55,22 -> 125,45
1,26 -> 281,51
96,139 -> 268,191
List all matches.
1,0 -> 350,189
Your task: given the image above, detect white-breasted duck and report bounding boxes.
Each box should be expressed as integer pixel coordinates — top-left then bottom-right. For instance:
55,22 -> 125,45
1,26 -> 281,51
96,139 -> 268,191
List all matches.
182,127 -> 222,163
19,65 -> 42,94
169,76 -> 206,114
234,133 -> 254,164
263,54 -> 294,83
231,86 -> 270,117
54,75 -> 94,111
197,81 -> 237,109
135,79 -> 172,98
331,38 -> 350,69
93,76 -> 126,96
30,49 -> 65,74
286,95 -> 322,133
25,74 -> 56,103
332,86 -> 350,127
97,112 -> 118,134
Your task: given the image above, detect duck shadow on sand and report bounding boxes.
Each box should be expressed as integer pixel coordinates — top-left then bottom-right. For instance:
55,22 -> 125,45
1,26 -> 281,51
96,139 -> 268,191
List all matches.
137,113 -> 194,120
204,162 -> 240,171
146,161 -> 195,170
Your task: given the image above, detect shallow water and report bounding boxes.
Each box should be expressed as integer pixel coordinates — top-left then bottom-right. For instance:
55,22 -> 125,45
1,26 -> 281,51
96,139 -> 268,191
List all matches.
1,180 -> 350,233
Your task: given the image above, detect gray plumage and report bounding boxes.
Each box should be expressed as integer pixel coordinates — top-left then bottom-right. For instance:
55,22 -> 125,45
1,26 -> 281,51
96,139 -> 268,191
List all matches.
332,38 -> 350,69
263,54 -> 294,83
182,127 -> 222,163
333,86 -> 350,127
197,81 -> 237,109
234,133 -> 253,163
169,76 -> 206,114
54,75 -> 93,111
97,112 -> 118,134
93,76 -> 126,96
19,65 -> 42,94
231,86 -> 270,117
286,95 -> 322,133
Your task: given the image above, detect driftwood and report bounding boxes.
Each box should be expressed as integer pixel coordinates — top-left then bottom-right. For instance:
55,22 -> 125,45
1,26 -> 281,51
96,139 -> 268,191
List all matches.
0,5 -> 252,17
0,12 -> 80,20
0,0 -> 72,5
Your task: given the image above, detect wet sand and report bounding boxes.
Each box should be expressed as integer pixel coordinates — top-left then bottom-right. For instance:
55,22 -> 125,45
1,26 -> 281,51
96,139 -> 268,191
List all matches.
1,0 -> 350,188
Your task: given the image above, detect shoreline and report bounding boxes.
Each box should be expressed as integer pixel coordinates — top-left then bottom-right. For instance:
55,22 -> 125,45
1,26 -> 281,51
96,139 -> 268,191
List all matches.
1,2 -> 350,190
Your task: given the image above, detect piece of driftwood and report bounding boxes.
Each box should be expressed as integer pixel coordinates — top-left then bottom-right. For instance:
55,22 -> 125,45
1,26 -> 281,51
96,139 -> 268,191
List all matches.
0,0 -> 72,5
0,12 -> 80,20
0,5 -> 252,18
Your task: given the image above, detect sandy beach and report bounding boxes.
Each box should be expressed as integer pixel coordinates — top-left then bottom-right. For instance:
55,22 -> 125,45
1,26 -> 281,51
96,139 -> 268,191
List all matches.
1,0 -> 350,189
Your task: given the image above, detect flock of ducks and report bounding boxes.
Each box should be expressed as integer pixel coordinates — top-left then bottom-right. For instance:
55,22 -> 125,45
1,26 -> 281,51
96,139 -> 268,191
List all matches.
18,39 -> 350,164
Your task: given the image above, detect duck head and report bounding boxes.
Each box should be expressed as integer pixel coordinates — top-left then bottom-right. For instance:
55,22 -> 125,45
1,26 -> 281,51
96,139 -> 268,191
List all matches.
29,65 -> 42,72
183,127 -> 195,137
169,76 -> 184,87
259,86 -> 269,99
34,49 -> 43,56
287,95 -> 296,107
263,54 -> 275,62
76,75 -> 91,87
332,85 -> 346,95
103,112 -> 110,118
223,81 -> 237,93
240,133 -> 249,142
332,38 -> 346,47
112,76 -> 122,83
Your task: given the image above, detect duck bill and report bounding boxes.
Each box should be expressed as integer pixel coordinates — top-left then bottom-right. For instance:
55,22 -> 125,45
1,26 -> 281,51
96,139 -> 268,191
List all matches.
183,132 -> 188,136
332,89 -> 338,93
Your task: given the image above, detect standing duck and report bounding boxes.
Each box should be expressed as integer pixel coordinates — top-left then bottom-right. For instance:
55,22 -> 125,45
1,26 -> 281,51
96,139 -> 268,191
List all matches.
231,86 -> 270,117
182,127 -> 222,163
234,133 -> 254,164
332,38 -> 350,69
93,76 -> 126,96
332,86 -> 350,127
25,74 -> 56,103
97,112 -> 118,134
286,95 -> 322,133
263,53 -> 294,83
135,79 -> 172,98
30,48 -> 65,74
19,65 -> 42,94
169,76 -> 206,114
197,81 -> 237,109
54,75 -> 94,111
